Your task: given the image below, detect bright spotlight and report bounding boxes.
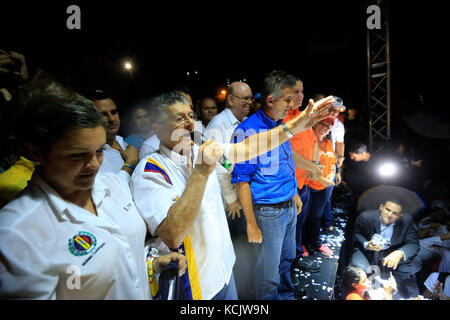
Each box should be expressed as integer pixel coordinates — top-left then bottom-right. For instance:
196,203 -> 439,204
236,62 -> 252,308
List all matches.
378,162 -> 398,177
124,62 -> 133,70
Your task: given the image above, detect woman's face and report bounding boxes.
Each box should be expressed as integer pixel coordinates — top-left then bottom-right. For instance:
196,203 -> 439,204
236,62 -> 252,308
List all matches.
39,126 -> 106,194
353,270 -> 371,293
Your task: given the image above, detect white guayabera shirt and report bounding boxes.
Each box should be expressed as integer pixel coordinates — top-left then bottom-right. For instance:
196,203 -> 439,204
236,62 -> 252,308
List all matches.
130,143 -> 235,300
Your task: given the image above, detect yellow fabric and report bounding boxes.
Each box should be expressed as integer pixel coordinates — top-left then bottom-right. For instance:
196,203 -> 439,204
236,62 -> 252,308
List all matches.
0,157 -> 35,203
184,235 -> 202,300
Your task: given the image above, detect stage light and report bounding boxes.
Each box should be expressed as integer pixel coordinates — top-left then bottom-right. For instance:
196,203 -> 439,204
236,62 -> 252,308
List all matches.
216,89 -> 227,102
124,62 -> 133,70
378,161 -> 398,177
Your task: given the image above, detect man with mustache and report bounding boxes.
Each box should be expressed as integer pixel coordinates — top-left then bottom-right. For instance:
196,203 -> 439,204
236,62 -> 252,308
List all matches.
129,89 -> 334,300
89,90 -> 138,181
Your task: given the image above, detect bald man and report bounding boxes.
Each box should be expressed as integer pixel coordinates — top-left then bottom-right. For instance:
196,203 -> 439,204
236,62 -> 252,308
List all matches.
226,81 -> 253,123
206,82 -> 253,223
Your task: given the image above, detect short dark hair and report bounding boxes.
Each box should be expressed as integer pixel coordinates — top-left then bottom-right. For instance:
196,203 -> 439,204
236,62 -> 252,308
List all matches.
260,70 -> 297,105
85,89 -> 114,102
342,265 -> 365,298
349,142 -> 368,154
13,80 -> 106,154
383,198 -> 403,208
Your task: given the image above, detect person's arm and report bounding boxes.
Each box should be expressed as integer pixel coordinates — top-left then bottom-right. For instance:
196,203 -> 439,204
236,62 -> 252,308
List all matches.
292,151 -> 323,180
326,160 -> 336,181
335,164 -> 342,185
227,97 -> 335,164
397,218 -> 420,260
353,212 -> 380,251
417,223 -> 440,239
0,228 -> 57,299
120,145 -> 139,175
294,193 -> 302,215
236,182 -> 262,243
335,141 -> 345,167
215,168 -> 241,219
155,140 -> 223,249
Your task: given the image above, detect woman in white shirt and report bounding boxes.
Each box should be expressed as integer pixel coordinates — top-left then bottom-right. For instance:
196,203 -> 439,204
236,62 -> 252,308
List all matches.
0,80 -> 185,299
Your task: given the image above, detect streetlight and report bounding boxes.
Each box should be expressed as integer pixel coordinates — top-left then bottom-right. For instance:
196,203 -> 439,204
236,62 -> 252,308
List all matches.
123,61 -> 134,79
124,62 -> 133,70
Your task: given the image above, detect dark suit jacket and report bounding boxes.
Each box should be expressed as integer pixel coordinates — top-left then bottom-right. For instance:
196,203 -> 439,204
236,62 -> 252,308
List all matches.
352,210 -> 419,261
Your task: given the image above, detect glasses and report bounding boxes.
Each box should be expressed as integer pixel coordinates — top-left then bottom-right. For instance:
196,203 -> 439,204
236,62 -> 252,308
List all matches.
173,112 -> 195,126
231,94 -> 254,103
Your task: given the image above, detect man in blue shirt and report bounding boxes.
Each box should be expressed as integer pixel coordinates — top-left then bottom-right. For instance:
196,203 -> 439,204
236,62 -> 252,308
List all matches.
231,70 -> 303,300
125,105 -> 153,149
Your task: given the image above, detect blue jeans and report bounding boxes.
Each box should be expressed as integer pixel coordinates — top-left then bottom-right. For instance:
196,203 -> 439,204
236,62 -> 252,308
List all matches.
295,185 -> 311,259
212,273 -> 238,300
321,185 -> 334,229
305,187 -> 333,249
252,199 -> 297,300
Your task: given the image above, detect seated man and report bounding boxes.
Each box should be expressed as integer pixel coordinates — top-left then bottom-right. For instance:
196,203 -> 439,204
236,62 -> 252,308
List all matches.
351,199 -> 422,298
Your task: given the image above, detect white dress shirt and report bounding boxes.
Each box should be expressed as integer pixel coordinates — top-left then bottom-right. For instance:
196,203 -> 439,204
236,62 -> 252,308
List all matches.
206,108 -> 243,205
129,143 -> 236,300
0,173 -> 150,299
330,118 -> 345,151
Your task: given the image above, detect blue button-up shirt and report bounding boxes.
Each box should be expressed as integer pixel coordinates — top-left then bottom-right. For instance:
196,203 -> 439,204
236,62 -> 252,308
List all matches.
231,109 -> 297,204
380,216 -> 395,250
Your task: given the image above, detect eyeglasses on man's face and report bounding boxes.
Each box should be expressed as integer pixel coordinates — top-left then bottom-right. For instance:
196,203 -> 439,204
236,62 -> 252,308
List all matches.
231,94 -> 254,103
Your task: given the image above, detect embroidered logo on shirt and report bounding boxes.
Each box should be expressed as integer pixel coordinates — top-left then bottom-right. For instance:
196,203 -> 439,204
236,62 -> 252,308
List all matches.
68,231 -> 97,256
144,158 -> 173,185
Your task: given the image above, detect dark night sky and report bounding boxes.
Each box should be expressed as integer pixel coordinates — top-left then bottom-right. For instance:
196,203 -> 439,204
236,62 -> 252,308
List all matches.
2,1 -> 448,126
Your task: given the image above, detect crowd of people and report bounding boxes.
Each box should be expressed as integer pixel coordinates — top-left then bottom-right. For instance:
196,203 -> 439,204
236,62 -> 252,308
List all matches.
0,49 -> 449,300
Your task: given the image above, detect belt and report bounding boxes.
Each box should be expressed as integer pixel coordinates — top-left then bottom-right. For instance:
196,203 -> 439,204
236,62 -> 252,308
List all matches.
254,199 -> 293,209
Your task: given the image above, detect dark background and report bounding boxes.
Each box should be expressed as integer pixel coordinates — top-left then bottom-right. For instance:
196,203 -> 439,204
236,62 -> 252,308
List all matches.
1,1 -> 448,138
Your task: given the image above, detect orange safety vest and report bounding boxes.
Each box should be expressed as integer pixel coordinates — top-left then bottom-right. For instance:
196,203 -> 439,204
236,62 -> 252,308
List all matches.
307,137 -> 336,190
283,109 -> 317,190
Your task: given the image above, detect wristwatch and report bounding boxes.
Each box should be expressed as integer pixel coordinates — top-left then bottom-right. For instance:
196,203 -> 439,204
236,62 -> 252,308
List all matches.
281,123 -> 294,138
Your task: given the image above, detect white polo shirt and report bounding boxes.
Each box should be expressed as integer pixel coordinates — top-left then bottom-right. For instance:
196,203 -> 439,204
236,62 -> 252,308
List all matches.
129,143 -> 236,300
99,135 -> 131,182
206,108 -> 243,204
0,172 -> 150,299
330,118 -> 345,151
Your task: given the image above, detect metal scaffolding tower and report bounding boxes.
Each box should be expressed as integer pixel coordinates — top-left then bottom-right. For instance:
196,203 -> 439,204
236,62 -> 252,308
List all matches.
367,0 -> 391,153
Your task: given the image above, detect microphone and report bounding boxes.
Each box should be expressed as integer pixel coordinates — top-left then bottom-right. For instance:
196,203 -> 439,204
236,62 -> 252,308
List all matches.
190,131 -> 233,169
